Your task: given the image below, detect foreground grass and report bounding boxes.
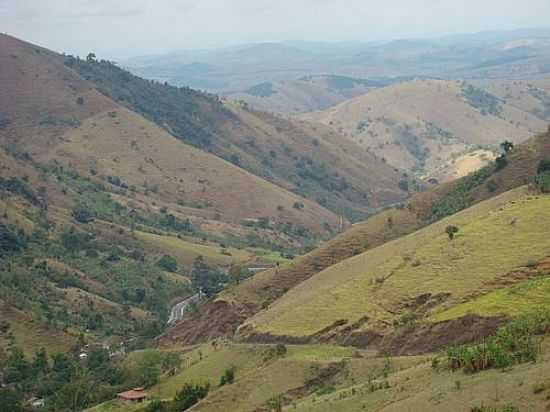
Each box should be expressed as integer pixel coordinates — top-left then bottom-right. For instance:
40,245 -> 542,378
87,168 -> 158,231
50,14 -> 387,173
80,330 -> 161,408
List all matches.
89,338 -> 550,412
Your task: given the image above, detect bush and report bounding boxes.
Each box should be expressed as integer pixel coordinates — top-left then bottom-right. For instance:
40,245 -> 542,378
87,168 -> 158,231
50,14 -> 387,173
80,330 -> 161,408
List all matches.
534,172 -> 550,193
537,158 -> 550,174
157,255 -> 178,272
173,383 -> 210,410
72,205 -> 95,223
439,312 -> 550,374
219,366 -> 235,386
445,225 -> 459,240
0,224 -> 26,254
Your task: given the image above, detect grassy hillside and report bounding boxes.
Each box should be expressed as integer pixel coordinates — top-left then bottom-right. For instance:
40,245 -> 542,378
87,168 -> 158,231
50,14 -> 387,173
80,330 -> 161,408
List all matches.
243,187 -> 550,339
303,79 -> 548,178
90,338 -> 550,412
0,34 -> 355,357
64,54 -> 406,221
161,130 -> 550,346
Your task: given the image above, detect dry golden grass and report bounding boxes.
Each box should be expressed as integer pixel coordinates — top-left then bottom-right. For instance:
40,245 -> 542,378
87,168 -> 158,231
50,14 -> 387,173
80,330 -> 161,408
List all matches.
47,108 -> 339,233
303,79 -> 547,175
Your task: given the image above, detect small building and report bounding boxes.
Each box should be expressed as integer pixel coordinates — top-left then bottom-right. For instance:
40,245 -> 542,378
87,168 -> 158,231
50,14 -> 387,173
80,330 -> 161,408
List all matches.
29,397 -> 45,408
117,387 -> 148,403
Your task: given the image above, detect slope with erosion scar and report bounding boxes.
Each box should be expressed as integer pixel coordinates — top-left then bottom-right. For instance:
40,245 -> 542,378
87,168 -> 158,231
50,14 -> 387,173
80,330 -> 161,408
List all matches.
242,187 -> 550,341
161,130 -> 550,346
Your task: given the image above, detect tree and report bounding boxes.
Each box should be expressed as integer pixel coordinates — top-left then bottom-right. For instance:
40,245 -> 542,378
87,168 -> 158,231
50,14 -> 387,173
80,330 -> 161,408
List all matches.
0,224 -> 26,254
157,255 -> 178,272
32,347 -> 49,375
191,256 -> 227,297
72,205 -> 95,223
445,225 -> 459,240
173,383 -> 210,411
500,141 -> 514,154
219,365 -> 235,386
86,52 -> 96,62
0,388 -> 23,412
135,350 -> 163,388
399,179 -> 409,192
229,265 -> 246,285
5,347 -> 30,383
537,158 -> 550,174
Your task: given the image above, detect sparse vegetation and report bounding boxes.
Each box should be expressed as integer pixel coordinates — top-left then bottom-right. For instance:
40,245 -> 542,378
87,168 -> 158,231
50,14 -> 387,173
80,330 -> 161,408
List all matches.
462,84 -> 502,116
445,225 -> 459,240
439,312 -> 550,373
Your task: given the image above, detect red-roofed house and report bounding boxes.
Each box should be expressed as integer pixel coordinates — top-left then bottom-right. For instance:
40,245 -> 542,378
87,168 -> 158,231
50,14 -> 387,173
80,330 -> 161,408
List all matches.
117,387 -> 148,403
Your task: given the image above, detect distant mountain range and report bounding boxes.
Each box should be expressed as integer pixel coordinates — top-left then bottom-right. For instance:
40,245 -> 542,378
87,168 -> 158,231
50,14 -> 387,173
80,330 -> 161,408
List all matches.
123,28 -> 550,94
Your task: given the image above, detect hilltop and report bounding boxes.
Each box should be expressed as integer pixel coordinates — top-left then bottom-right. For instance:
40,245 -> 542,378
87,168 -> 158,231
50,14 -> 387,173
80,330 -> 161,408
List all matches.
303,78 -> 549,178
228,75 -> 390,114
65,52 -> 406,222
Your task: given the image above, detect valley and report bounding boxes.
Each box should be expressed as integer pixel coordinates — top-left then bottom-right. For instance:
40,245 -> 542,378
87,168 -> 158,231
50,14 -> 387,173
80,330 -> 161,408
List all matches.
2,23 -> 550,412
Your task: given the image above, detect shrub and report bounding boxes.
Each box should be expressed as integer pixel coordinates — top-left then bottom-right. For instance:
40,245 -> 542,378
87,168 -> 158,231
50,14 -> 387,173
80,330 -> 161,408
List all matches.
0,224 -> 26,254
173,382 -> 210,411
157,255 -> 178,272
219,365 -> 235,386
534,172 -> 550,193
537,158 -> 550,174
72,205 -> 95,223
445,225 -> 459,240
439,312 -> 550,374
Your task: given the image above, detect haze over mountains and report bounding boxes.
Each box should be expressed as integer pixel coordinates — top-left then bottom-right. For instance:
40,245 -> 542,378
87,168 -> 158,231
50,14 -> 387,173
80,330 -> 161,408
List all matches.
125,29 -> 550,93
4,14 -> 550,412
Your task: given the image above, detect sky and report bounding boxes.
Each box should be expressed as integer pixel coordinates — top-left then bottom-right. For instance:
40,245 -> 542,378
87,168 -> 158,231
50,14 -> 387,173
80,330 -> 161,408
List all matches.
2,0 -> 550,59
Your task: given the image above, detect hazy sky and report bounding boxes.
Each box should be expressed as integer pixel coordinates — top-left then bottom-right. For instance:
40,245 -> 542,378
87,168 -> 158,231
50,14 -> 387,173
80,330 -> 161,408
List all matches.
2,0 -> 550,58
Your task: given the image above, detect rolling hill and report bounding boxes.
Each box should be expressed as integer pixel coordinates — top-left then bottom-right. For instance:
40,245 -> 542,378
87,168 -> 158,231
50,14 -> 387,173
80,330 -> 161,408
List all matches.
65,51 -> 406,222
1,33 -> 377,357
124,29 -> 550,94
228,75 -> 390,114
242,186 -> 550,340
0,33 -> 341,233
303,78 -> 549,178
161,128 -> 550,347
